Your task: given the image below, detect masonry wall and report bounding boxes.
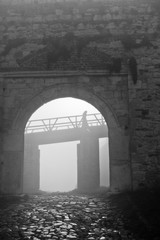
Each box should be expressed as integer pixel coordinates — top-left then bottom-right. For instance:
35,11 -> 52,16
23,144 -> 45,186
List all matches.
0,0 -> 160,191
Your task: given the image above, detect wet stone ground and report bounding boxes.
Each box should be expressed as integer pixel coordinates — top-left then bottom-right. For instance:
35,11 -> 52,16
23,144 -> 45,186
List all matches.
0,192 -> 158,240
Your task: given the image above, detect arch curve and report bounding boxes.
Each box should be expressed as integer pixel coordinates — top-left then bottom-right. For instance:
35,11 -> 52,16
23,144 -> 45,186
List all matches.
13,82 -> 120,132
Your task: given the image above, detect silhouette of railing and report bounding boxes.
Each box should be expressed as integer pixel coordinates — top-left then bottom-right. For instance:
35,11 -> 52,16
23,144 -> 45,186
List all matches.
25,113 -> 106,134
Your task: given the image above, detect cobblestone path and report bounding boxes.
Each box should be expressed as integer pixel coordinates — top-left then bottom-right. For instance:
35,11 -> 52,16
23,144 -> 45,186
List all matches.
0,193 -> 139,240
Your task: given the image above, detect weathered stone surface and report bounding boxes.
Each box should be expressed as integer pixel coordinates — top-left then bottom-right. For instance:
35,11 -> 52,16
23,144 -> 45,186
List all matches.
0,0 -> 159,73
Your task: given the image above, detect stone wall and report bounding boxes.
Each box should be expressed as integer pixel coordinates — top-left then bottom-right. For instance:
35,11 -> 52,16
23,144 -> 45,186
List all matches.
0,0 -> 160,192
0,0 -> 160,72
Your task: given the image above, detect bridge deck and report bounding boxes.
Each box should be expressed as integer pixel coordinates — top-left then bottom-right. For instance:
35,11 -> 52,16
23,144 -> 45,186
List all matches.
25,113 -> 107,134
25,125 -> 108,145
25,113 -> 108,144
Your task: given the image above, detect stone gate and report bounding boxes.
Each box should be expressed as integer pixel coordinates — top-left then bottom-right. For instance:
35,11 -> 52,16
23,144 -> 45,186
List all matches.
0,0 -> 160,193
0,71 -> 131,193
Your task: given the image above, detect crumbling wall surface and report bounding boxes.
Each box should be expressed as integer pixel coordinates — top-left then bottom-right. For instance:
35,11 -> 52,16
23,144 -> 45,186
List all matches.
0,0 -> 160,72
0,0 -> 160,190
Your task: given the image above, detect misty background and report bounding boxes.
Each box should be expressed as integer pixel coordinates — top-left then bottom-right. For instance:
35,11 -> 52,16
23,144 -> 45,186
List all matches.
29,97 -> 109,192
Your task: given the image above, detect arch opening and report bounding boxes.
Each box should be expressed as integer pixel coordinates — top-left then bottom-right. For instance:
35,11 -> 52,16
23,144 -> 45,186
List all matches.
4,80 -> 131,194
23,97 -> 109,193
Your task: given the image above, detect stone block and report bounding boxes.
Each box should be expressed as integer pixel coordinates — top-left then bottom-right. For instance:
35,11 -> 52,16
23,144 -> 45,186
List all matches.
3,133 -> 24,151
110,164 -> 131,191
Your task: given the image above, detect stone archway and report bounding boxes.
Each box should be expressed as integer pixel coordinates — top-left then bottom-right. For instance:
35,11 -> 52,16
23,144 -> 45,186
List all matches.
13,83 -> 119,132
2,81 -> 131,193
23,97 -> 109,193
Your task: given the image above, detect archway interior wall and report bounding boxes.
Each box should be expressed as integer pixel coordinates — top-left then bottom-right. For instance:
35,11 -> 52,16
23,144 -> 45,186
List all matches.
0,73 -> 131,193
23,141 -> 40,193
109,127 -> 130,191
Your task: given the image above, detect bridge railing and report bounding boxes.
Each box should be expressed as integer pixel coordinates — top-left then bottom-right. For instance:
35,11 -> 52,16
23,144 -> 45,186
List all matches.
25,113 -> 106,134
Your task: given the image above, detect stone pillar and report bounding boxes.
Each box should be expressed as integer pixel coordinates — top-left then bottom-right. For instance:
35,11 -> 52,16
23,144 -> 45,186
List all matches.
1,150 -> 24,194
1,132 -> 24,194
77,132 -> 100,192
109,127 -> 131,191
23,142 -> 40,193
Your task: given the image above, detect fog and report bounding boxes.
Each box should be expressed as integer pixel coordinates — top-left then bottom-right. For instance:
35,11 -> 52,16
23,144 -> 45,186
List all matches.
30,97 -> 99,120
39,141 -> 80,192
29,97 -> 109,192
99,138 -> 109,188
39,138 -> 109,192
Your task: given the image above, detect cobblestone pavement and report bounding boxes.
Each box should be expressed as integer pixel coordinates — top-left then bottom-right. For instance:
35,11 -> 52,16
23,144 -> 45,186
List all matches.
0,193 -> 142,240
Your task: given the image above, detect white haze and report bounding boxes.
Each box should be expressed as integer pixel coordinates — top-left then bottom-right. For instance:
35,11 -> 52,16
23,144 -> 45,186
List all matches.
29,97 -> 109,192
30,97 -> 99,120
